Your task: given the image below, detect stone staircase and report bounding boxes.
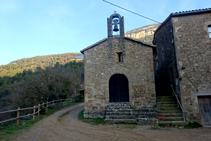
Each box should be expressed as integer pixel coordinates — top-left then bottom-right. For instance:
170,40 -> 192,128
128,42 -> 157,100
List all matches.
104,102 -> 136,124
104,102 -> 158,124
157,96 -> 187,125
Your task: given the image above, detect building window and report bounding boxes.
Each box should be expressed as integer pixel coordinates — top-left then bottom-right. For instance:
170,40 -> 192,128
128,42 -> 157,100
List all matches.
208,25 -> 211,38
117,52 -> 123,62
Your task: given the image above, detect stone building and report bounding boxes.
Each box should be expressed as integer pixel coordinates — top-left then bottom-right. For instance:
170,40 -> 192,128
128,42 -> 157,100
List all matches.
153,8 -> 211,126
81,12 -> 156,123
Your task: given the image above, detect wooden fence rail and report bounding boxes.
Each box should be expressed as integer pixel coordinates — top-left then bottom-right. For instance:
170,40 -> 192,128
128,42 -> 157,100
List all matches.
0,98 -> 73,125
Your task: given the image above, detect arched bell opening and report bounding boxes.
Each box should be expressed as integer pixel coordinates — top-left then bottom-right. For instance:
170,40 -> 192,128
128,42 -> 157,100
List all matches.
107,12 -> 125,37
109,74 -> 129,102
112,17 -> 120,35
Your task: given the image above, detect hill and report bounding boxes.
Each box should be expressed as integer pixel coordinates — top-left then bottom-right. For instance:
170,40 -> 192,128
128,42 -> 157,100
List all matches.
0,53 -> 84,112
0,53 -> 82,77
125,23 -> 160,44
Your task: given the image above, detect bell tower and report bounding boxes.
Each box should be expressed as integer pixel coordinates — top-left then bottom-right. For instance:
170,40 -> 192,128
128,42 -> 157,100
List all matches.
107,11 -> 125,37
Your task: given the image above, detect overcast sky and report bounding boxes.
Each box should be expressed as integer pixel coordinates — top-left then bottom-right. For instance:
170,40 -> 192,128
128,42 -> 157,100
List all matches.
0,0 -> 211,65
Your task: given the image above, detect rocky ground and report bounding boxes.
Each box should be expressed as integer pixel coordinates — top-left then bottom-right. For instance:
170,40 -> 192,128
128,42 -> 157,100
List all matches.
7,104 -> 211,141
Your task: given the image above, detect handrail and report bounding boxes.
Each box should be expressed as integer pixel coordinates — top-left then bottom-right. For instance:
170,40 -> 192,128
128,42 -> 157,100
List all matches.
0,98 -> 73,124
170,85 -> 186,121
170,85 -> 184,112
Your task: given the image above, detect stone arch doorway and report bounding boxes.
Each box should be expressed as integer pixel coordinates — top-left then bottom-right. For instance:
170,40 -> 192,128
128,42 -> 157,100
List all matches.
109,74 -> 129,102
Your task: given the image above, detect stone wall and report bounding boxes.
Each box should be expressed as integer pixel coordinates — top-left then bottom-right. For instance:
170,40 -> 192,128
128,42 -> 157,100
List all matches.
83,36 -> 155,118
172,13 -> 211,122
153,19 -> 179,96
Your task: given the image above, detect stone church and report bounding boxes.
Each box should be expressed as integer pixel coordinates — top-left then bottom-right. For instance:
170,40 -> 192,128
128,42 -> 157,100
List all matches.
80,8 -> 211,126
81,12 -> 157,124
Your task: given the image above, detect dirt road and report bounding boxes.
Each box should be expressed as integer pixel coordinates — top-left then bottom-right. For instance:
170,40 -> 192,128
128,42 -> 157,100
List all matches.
15,103 -> 211,141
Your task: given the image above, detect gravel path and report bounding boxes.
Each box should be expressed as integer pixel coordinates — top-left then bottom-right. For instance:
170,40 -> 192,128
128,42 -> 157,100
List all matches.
15,103 -> 211,141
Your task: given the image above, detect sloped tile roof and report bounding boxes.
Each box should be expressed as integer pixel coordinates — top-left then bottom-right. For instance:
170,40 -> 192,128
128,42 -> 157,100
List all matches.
173,8 -> 211,16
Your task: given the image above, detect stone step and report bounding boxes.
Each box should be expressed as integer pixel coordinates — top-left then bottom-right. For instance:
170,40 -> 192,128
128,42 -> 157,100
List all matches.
157,113 -> 183,117
156,98 -> 176,101
107,107 -> 130,110
156,100 -> 177,104
105,119 -> 136,124
158,107 -> 181,111
137,118 -> 158,125
158,117 -> 183,121
132,109 -> 157,113
105,115 -> 135,119
106,112 -> 132,115
158,110 -> 182,114
137,112 -> 157,116
106,109 -> 131,112
157,103 -> 178,107
158,121 -> 187,126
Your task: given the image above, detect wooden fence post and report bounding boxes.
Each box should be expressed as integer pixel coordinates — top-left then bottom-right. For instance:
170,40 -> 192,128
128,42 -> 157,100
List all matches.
33,106 -> 36,120
53,100 -> 54,105
38,104 -> 40,116
17,107 -> 20,126
61,99 -> 62,105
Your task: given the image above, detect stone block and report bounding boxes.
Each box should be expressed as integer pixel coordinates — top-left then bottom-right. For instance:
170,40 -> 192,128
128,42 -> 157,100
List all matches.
85,88 -> 91,93
181,91 -> 191,96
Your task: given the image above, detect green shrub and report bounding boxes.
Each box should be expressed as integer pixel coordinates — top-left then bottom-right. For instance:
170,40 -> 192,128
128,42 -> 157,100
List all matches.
73,94 -> 84,102
184,122 -> 202,129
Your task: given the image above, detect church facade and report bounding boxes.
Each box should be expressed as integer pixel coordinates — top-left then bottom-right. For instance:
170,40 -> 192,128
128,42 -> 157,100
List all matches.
81,13 -> 156,118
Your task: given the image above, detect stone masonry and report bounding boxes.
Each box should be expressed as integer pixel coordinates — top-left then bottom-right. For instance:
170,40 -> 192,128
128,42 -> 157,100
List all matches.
153,9 -> 211,125
81,36 -> 156,118
172,12 -> 211,122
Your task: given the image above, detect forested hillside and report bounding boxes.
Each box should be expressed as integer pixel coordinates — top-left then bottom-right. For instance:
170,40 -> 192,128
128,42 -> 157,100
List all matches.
0,53 -> 82,77
0,53 -> 84,112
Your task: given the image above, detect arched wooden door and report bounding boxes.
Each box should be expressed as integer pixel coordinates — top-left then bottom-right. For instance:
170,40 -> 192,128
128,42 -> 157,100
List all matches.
109,74 -> 129,102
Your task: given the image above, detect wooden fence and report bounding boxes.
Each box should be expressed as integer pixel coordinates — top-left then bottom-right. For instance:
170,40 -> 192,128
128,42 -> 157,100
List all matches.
0,98 -> 73,125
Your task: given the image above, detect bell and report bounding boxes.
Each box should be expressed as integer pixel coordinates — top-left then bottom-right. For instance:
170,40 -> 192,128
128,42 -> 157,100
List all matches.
113,24 -> 119,32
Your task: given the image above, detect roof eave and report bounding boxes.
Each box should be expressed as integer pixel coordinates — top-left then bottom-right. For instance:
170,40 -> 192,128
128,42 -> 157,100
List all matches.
154,8 -> 211,34
124,37 -> 156,48
80,38 -> 108,54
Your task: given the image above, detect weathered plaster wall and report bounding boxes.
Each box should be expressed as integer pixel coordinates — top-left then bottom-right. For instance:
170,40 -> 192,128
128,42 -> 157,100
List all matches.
172,13 -> 211,121
153,19 -> 179,96
83,36 -> 155,117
